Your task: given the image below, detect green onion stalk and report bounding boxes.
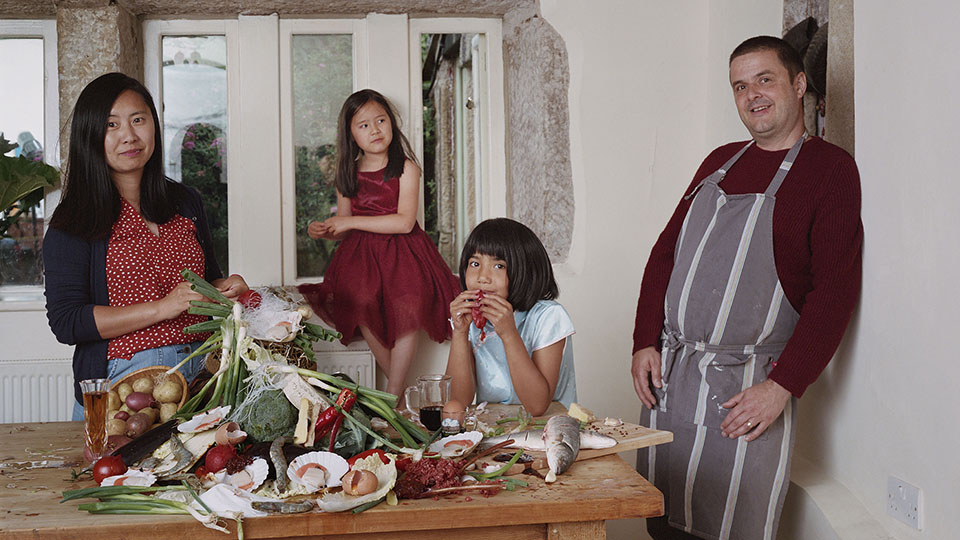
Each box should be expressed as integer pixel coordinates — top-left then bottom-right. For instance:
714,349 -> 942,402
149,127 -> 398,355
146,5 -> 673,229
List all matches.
277,365 -> 428,447
62,485 -> 243,539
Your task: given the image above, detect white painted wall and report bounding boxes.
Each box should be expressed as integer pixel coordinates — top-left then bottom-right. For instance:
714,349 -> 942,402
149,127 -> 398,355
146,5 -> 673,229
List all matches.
794,2 -> 960,539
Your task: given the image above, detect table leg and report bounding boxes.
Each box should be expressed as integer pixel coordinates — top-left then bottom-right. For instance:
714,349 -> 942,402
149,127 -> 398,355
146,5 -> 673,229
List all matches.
547,520 -> 605,539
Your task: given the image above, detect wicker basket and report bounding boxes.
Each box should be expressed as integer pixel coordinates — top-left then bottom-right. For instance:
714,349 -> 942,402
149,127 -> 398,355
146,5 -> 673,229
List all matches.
111,366 -> 189,410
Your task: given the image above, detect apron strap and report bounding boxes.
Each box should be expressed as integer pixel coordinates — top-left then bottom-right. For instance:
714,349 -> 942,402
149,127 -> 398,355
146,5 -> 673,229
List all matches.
763,132 -> 807,196
662,330 -> 789,356
685,141 -> 754,201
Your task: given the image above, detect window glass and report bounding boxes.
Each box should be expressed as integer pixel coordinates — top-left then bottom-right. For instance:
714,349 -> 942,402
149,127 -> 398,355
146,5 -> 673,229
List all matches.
292,34 -> 353,278
420,33 -> 484,269
0,37 -> 45,286
161,35 -> 229,274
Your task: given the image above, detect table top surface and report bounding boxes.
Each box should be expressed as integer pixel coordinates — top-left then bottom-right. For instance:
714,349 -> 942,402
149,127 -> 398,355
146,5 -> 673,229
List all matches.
0,411 -> 666,539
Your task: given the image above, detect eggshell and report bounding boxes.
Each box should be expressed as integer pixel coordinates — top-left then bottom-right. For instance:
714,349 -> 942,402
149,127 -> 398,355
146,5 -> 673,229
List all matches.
442,400 -> 466,425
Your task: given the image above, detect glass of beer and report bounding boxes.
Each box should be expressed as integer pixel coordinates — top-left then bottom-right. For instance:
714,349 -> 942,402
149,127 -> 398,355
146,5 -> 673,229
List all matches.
79,378 -> 111,461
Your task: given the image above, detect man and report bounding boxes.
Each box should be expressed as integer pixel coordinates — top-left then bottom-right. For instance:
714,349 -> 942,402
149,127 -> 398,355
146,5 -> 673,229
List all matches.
631,36 -> 862,540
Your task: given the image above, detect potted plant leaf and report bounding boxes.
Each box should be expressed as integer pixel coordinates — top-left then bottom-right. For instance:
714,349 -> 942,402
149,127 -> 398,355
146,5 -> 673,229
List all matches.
0,133 -> 59,239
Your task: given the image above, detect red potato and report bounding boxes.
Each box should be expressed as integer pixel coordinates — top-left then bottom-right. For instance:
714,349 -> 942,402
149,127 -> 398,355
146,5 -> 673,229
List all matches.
124,391 -> 155,411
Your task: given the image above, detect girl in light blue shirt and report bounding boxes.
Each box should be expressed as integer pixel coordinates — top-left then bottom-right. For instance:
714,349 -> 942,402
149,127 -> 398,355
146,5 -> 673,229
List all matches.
445,218 -> 576,416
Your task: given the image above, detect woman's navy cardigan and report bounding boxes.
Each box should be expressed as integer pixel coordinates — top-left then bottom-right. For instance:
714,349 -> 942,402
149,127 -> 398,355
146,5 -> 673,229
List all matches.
43,185 -> 222,405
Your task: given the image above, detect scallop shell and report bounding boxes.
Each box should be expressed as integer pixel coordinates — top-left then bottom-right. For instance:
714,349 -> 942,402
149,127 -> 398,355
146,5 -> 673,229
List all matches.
286,451 -> 349,492
429,430 -> 483,458
101,469 -> 157,487
178,406 -> 232,433
213,458 -> 269,492
215,421 -> 247,445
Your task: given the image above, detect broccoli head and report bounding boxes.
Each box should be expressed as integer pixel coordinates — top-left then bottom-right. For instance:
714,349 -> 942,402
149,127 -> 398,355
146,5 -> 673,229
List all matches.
241,389 -> 298,443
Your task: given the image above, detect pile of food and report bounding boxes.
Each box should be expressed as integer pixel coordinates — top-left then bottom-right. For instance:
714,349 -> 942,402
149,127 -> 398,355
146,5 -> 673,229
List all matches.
64,270 -> 620,539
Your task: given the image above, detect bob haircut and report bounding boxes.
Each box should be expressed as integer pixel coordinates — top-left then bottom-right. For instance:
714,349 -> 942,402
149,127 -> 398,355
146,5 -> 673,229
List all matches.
334,89 -> 417,198
729,35 -> 805,80
50,72 -> 184,240
458,218 -> 558,312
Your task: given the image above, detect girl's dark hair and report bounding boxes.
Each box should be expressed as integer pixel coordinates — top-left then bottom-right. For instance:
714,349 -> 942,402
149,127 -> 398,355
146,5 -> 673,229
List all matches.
334,89 -> 417,197
49,72 -> 184,240
458,218 -> 559,312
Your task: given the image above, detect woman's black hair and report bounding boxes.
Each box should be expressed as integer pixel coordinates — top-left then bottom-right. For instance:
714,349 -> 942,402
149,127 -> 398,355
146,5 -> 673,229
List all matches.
49,72 -> 184,240
458,218 -> 559,312
334,89 -> 417,198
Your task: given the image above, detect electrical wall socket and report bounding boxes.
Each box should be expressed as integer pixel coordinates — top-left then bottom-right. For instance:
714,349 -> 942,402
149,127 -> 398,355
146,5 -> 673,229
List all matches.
887,475 -> 922,530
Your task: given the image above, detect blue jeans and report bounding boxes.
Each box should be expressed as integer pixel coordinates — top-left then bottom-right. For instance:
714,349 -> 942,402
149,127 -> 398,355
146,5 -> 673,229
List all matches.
71,341 -> 206,421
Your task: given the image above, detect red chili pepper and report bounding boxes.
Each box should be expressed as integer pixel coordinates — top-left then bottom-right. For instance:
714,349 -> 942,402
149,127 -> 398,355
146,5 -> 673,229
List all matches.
327,389 -> 356,451
314,388 -> 356,439
347,449 -> 390,467
472,290 -> 487,341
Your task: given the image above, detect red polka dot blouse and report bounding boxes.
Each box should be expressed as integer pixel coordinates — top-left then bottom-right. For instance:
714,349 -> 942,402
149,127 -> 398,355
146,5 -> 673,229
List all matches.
106,199 -> 210,360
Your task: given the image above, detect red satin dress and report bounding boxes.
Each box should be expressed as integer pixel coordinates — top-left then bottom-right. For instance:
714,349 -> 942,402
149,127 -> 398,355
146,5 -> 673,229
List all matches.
298,167 -> 461,347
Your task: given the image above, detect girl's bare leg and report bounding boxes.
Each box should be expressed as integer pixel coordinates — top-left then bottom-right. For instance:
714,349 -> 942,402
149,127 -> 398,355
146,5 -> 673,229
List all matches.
359,326 -> 392,375
385,332 -> 418,399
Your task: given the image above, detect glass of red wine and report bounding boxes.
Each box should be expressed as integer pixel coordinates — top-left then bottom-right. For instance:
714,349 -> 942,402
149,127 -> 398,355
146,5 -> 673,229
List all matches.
404,374 -> 452,432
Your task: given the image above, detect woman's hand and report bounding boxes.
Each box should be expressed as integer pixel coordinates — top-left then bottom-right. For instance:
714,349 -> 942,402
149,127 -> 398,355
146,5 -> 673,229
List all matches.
478,293 -> 517,338
156,281 -> 204,321
215,274 -> 249,299
449,290 -> 479,335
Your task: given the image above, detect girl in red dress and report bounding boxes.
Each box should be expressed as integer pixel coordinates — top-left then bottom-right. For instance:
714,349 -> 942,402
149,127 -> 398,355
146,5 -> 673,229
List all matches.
299,89 -> 460,399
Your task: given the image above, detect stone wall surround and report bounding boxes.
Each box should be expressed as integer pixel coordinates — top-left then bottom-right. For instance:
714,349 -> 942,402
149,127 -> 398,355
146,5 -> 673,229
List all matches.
1,0 -> 576,260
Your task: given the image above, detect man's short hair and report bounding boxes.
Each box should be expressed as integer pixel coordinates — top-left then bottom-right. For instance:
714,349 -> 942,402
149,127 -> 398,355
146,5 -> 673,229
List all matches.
730,36 -> 805,79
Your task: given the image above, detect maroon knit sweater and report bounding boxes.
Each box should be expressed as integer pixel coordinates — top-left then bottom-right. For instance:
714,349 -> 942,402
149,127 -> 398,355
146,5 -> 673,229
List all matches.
632,136 -> 862,398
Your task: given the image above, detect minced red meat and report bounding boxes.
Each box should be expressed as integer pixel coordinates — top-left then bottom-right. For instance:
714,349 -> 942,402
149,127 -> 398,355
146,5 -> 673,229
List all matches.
394,458 -> 462,499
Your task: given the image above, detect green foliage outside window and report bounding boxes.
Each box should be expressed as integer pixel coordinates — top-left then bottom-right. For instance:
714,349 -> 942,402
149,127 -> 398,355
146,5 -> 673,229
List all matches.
179,123 -> 228,275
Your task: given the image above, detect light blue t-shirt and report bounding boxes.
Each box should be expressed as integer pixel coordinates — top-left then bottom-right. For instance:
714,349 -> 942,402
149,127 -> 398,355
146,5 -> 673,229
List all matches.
470,299 -> 577,407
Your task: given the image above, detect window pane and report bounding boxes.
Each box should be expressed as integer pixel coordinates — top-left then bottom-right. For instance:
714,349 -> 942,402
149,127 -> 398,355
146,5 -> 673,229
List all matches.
292,34 -> 353,278
0,37 -> 45,287
161,36 -> 229,274
421,33 -> 484,270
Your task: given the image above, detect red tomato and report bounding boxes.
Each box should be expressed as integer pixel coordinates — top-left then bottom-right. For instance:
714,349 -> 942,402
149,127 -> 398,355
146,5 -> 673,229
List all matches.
205,444 -> 237,473
92,455 -> 127,484
238,290 -> 262,309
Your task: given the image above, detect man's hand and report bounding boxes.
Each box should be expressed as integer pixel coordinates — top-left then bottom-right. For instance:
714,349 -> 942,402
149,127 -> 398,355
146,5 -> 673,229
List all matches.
631,346 -> 662,409
720,379 -> 791,441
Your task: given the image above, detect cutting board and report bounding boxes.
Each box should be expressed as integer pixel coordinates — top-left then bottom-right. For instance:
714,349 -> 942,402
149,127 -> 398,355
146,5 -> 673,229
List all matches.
474,403 -> 673,471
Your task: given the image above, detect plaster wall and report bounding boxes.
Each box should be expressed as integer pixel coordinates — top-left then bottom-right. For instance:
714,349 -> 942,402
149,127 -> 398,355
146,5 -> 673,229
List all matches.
793,2 -> 960,539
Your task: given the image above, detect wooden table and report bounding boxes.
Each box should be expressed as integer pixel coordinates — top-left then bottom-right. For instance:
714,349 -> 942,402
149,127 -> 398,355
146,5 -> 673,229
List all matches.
0,421 -> 665,539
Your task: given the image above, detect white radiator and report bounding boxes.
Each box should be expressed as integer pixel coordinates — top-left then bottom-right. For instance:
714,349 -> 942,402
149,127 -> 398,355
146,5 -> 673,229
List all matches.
0,357 -> 75,423
313,341 -> 376,389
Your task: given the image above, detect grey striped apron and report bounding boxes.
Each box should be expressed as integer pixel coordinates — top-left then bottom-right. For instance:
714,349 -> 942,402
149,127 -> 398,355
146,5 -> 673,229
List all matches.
638,136 -> 805,540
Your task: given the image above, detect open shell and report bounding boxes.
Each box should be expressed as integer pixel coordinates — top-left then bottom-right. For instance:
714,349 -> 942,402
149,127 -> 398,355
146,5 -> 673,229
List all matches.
286,451 -> 349,492
213,458 -> 269,492
215,422 -> 248,445
178,406 -> 232,433
101,469 -> 157,487
429,430 -> 483,458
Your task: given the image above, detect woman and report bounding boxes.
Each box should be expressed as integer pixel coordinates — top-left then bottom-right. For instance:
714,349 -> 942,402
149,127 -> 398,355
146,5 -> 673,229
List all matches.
43,73 -> 247,420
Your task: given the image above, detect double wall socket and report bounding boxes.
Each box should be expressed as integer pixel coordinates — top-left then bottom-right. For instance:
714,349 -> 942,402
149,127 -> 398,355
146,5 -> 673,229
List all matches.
887,475 -> 922,530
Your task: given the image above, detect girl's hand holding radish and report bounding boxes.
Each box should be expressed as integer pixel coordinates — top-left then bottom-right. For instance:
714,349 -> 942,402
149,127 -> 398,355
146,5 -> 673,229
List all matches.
449,290 -> 479,335
475,292 -> 518,339
321,215 -> 353,236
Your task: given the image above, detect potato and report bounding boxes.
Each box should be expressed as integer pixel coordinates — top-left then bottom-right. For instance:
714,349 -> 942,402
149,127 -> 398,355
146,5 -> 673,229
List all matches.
116,382 -> 133,402
106,418 -> 127,437
132,377 -> 154,394
138,406 -> 159,425
159,402 -> 178,423
153,380 -> 182,404
107,390 -> 122,411
119,403 -> 133,414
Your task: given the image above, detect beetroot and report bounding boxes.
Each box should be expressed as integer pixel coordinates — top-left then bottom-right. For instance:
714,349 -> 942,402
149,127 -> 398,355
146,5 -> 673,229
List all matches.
205,444 -> 237,473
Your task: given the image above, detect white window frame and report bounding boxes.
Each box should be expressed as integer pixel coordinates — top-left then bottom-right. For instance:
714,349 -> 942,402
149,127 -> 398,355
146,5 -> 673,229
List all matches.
0,19 -> 59,308
279,18 -> 367,286
143,19 -> 243,276
407,18 -> 507,222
